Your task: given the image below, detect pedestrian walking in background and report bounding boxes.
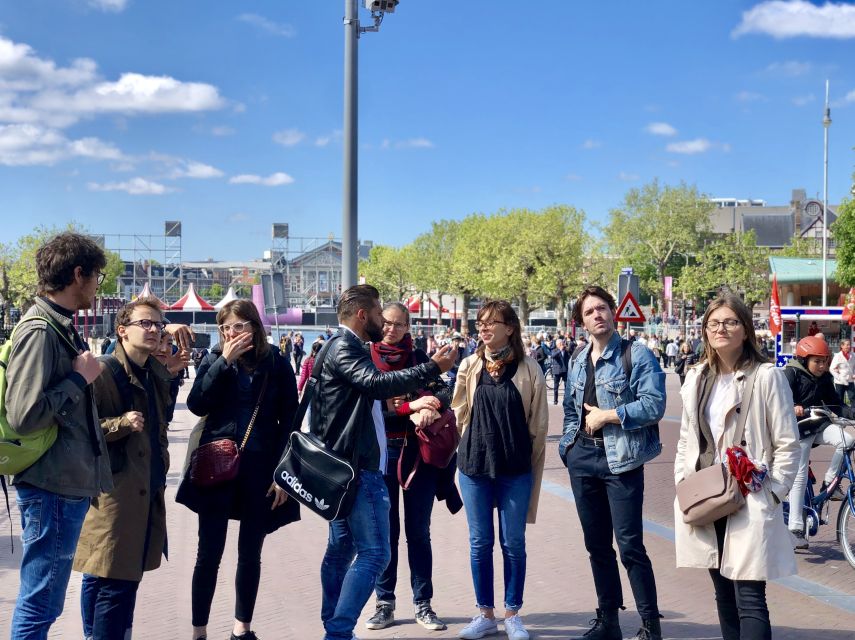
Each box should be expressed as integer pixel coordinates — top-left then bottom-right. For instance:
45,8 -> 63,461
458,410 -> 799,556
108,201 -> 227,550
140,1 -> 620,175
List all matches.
830,339 -> 855,406
297,340 -> 323,397
364,302 -> 461,633
310,285 -> 457,640
675,341 -> 697,386
179,300 -> 300,640
560,286 -> 666,640
75,298 -> 177,640
675,294 -> 800,640
665,339 -> 679,369
278,333 -> 292,362
550,338 -> 569,405
452,300 -> 549,640
292,331 -> 305,371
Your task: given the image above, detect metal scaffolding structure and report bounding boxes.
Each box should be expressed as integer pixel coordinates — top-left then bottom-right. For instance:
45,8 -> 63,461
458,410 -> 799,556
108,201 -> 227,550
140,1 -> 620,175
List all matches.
101,221 -> 183,302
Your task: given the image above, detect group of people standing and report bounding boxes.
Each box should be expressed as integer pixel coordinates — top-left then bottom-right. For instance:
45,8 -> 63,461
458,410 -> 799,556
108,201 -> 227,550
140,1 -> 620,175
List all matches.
4,232 -> 814,640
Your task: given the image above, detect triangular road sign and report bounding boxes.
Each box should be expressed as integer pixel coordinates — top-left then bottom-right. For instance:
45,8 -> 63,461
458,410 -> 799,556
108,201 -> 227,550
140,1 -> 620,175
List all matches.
615,291 -> 646,322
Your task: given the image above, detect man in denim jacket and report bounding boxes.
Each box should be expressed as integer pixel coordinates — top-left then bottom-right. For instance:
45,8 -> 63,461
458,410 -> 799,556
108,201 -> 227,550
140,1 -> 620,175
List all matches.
560,286 -> 666,640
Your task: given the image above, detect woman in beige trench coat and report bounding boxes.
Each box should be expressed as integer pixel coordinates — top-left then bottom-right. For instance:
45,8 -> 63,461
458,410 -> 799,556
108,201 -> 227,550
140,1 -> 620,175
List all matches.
674,294 -> 800,640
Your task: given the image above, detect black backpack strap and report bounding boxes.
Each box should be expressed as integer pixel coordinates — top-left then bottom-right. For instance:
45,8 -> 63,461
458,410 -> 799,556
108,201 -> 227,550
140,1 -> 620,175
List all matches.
1,475 -> 12,552
98,355 -> 134,415
569,344 -> 586,368
620,338 -> 633,379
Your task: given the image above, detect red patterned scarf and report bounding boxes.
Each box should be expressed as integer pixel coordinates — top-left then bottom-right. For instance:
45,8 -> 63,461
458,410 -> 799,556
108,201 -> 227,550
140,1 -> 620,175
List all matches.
371,334 -> 414,372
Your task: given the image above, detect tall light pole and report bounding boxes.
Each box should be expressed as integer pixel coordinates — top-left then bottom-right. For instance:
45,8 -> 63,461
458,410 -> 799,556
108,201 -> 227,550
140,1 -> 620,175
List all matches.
822,79 -> 831,307
341,0 -> 399,289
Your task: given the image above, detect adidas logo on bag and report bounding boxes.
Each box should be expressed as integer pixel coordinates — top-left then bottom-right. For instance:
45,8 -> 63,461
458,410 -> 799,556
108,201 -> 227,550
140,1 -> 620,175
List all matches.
314,497 -> 330,511
279,470 -> 314,503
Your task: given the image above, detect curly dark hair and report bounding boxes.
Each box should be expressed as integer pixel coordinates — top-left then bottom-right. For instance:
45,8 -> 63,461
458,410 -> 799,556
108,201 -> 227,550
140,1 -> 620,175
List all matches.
572,285 -> 617,326
36,232 -> 107,294
115,297 -> 165,342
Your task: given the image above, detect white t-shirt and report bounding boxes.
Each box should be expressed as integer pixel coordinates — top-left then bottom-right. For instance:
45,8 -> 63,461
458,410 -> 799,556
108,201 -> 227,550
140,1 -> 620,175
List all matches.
704,372 -> 736,463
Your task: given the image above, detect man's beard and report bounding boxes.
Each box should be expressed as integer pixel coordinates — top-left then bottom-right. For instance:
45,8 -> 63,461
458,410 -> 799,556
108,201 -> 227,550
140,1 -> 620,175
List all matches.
366,317 -> 384,342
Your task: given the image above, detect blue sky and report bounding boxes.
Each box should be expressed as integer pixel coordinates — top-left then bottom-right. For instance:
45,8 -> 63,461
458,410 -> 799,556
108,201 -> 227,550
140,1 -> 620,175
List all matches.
1,0 -> 855,261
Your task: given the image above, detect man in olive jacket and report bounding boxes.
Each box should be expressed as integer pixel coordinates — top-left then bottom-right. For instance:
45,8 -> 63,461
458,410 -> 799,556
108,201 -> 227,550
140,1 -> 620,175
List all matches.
315,285 -> 457,640
73,297 -> 182,640
7,233 -> 111,640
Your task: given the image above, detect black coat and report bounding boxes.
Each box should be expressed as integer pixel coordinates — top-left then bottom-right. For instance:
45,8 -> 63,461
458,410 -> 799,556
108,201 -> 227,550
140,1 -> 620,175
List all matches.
176,347 -> 300,532
311,328 -> 443,471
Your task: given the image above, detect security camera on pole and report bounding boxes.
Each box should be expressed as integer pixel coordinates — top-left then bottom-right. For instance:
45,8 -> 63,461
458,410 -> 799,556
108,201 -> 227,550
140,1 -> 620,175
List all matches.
342,0 -> 400,289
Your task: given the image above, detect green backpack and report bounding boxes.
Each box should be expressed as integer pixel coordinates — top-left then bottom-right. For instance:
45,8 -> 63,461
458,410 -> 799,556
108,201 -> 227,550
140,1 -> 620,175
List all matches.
0,315 -> 79,476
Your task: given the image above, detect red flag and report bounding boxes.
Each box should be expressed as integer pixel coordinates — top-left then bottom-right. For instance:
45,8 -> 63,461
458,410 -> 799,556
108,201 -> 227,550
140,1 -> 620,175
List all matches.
770,273 -> 782,337
843,287 -> 855,326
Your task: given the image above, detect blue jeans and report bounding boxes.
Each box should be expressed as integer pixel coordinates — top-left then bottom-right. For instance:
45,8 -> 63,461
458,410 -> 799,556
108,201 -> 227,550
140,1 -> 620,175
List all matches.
320,470 -> 391,640
10,483 -> 91,640
458,471 -> 532,611
81,573 -> 139,640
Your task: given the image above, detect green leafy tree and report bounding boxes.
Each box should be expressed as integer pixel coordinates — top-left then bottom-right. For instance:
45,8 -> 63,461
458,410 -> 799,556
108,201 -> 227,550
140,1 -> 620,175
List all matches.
358,245 -> 414,302
831,199 -> 855,285
410,220 -> 459,323
605,180 -> 713,311
678,230 -> 769,306
450,213 -> 494,318
100,250 -> 125,296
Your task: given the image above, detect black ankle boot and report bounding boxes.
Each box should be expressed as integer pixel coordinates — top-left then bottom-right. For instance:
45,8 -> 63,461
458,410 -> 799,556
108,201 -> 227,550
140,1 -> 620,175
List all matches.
633,617 -> 662,640
572,608 -> 622,640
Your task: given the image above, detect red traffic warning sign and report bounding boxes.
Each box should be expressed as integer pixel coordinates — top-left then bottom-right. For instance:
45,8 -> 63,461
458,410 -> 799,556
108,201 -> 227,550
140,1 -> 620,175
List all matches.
615,292 -> 646,323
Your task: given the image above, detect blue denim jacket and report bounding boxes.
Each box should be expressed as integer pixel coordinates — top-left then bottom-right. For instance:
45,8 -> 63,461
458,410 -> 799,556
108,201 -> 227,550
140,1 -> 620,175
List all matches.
559,331 -> 666,473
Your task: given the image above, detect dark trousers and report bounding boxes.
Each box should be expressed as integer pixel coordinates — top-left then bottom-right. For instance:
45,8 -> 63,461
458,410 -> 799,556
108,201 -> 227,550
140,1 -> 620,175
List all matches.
708,518 -> 771,640
191,507 -> 267,626
80,574 -> 139,640
834,382 -> 855,406
375,447 -> 438,604
552,371 -> 568,404
567,437 -> 659,619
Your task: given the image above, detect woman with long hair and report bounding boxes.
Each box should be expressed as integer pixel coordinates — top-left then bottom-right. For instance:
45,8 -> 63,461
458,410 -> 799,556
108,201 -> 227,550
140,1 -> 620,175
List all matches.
451,300 -> 548,640
674,293 -> 800,640
675,340 -> 697,386
179,300 -> 299,640
364,302 -> 461,632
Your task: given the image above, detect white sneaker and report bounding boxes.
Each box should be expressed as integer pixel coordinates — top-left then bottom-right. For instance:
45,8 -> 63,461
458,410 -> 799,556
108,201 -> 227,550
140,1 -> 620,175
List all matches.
503,615 -> 530,640
458,614 -> 499,639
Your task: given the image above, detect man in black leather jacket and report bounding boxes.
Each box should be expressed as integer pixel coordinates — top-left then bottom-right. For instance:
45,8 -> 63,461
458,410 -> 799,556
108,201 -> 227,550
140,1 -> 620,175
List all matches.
316,285 -> 457,640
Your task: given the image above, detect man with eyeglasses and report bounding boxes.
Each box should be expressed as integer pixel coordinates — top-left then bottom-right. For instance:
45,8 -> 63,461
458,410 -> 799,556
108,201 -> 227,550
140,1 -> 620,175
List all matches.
7,232 -> 113,639
559,285 -> 666,640
73,297 -> 189,640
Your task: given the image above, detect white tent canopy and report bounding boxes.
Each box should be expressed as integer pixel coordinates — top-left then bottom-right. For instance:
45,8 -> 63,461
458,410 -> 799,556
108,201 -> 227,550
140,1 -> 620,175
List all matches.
214,286 -> 239,310
169,282 -> 214,311
133,282 -> 169,309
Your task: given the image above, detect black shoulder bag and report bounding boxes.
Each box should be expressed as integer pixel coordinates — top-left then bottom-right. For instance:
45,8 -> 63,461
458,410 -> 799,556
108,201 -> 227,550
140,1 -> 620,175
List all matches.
274,335 -> 358,521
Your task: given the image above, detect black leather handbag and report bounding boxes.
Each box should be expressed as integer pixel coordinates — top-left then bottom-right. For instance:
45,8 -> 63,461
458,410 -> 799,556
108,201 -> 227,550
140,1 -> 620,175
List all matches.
274,336 -> 358,521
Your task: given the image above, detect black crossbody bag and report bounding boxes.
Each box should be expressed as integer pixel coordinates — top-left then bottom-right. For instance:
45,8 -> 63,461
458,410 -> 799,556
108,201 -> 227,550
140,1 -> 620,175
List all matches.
274,335 -> 358,521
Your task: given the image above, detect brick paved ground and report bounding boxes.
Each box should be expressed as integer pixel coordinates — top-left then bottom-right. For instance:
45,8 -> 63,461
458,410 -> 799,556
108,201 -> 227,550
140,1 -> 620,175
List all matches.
2,369 -> 855,639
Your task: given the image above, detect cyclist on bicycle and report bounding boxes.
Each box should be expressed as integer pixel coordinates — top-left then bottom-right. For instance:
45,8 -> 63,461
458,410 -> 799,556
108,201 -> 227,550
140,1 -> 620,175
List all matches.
783,336 -> 855,548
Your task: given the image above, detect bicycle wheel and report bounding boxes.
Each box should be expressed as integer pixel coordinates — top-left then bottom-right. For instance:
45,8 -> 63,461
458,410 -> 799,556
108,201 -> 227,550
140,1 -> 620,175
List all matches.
545,368 -> 554,391
836,494 -> 855,570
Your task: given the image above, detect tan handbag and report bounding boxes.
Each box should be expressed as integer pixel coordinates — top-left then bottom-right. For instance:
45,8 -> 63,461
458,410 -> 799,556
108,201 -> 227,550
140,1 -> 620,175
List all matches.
676,364 -> 759,527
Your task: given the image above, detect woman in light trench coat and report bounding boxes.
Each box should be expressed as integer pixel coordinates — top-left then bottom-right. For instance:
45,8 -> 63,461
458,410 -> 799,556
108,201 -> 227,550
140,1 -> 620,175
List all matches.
674,294 -> 800,640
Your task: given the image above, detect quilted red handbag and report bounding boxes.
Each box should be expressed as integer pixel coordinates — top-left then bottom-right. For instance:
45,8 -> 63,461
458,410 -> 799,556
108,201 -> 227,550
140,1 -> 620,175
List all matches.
398,409 -> 460,489
191,374 -> 268,488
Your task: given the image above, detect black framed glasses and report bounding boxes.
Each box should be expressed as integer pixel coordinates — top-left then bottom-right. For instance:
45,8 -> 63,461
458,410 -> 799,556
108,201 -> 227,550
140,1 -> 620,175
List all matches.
96,272 -> 106,286
125,319 -> 166,332
705,319 -> 742,332
382,320 -> 408,330
475,320 -> 506,331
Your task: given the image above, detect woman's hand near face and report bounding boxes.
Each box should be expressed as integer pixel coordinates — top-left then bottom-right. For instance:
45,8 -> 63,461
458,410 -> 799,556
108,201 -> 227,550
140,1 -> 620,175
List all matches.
222,331 -> 254,365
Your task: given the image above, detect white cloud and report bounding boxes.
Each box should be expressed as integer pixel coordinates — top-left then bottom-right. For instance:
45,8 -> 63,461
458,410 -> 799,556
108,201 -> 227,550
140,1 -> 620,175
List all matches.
379,137 -> 435,150
237,13 -> 296,38
227,212 -> 249,223
645,122 -> 677,136
581,139 -> 602,149
169,161 -> 223,179
843,89 -> 855,104
315,129 -> 342,147
765,60 -> 812,76
229,172 -> 294,186
666,138 -> 716,155
88,177 -> 173,195
735,90 -> 766,102
0,35 -> 225,130
211,125 -> 235,136
734,1 -> 855,39
0,123 -> 127,166
618,171 -> 640,182
565,173 -> 583,182
792,93 -> 816,106
272,128 -> 305,147
88,0 -> 128,12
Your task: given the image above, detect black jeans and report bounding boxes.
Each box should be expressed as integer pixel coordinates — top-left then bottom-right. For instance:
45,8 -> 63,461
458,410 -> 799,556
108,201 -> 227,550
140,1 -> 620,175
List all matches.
552,371 -> 568,404
567,436 -> 659,619
375,445 -> 438,604
191,506 -> 268,626
80,574 -> 139,640
834,382 -> 855,406
708,518 -> 771,640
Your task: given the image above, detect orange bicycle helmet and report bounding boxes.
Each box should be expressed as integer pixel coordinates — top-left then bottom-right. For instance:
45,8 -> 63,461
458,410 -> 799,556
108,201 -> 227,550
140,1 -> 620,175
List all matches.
795,336 -> 830,359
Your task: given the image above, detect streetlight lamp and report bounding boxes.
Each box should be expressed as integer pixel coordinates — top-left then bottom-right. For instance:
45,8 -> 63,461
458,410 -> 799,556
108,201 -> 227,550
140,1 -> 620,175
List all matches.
822,79 -> 831,307
342,0 -> 400,289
